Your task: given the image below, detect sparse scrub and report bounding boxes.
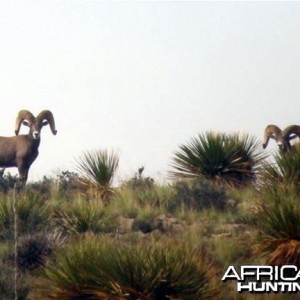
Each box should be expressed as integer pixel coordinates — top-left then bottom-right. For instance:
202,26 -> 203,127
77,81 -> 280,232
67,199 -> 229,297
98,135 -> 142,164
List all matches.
26,171 -> 80,200
52,197 -> 117,235
109,184 -> 170,219
0,139 -> 293,299
123,168 -> 155,191
0,192 -> 51,239
109,186 -> 140,218
0,172 -> 18,194
56,170 -> 80,198
26,176 -> 55,199
0,261 -> 30,299
121,171 -> 172,209
208,234 -> 255,269
5,232 -> 62,271
30,235 -> 220,300
225,187 -> 260,225
169,179 -> 227,212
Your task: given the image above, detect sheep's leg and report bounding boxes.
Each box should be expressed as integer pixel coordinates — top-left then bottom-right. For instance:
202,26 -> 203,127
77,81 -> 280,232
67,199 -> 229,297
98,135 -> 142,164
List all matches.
17,166 -> 28,188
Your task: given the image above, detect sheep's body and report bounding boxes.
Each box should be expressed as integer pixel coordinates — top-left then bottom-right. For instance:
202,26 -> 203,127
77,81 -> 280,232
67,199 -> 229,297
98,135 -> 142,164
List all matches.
0,110 -> 57,185
0,135 -> 39,165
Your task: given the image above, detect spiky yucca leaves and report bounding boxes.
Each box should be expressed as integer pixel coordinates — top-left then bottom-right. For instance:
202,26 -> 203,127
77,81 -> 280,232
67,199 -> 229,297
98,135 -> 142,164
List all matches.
30,235 -> 220,300
256,189 -> 300,266
246,145 -> 300,266
76,149 -> 119,202
6,232 -> 64,271
51,198 -> 117,235
171,132 -> 265,187
260,145 -> 300,194
0,193 -> 50,238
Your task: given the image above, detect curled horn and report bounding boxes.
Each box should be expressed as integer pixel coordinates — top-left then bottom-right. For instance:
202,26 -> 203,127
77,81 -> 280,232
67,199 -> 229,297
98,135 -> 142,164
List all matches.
36,110 -> 57,135
282,125 -> 300,140
262,124 -> 282,149
15,110 -> 35,136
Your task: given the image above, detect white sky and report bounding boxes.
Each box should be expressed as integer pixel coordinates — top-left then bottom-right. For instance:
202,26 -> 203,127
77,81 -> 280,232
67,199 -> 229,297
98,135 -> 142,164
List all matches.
0,1 -> 300,182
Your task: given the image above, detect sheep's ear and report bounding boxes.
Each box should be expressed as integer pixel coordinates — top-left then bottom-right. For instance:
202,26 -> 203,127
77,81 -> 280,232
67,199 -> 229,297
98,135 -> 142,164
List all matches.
42,120 -> 49,126
22,120 -> 30,127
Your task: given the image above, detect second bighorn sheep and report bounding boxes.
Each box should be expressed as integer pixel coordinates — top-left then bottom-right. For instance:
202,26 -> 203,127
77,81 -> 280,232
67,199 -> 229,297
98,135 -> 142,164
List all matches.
263,125 -> 300,153
0,110 -> 57,185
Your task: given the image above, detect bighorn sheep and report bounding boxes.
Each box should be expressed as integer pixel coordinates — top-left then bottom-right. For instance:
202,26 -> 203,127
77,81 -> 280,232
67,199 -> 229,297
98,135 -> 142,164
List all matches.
263,125 -> 300,153
0,110 -> 57,185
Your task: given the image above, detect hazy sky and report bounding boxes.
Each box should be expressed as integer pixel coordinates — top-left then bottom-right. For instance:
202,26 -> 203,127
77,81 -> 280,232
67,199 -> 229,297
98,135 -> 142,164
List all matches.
0,1 -> 300,182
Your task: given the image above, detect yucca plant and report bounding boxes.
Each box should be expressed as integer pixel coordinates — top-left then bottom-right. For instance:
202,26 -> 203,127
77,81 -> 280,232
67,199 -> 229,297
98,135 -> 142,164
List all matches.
170,132 -> 265,187
51,197 -> 117,235
75,149 -> 119,203
30,235 -> 220,299
254,145 -> 300,266
0,193 -> 51,238
260,145 -> 300,194
5,231 -> 63,271
256,187 -> 300,266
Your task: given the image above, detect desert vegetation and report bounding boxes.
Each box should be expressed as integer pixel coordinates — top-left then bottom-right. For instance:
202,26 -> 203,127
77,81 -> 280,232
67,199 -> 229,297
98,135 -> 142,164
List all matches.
0,131 -> 299,299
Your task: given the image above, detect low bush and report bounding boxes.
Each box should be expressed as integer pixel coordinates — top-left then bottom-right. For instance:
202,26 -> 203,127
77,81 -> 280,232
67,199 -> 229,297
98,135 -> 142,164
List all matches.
30,235 -> 220,299
0,261 -> 29,299
52,198 -> 117,235
5,232 -> 63,272
256,187 -> 300,266
0,193 -> 51,239
168,179 -> 227,211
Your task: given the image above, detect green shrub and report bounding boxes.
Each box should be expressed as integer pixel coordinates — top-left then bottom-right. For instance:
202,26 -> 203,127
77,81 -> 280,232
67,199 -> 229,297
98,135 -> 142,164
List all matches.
169,180 -> 227,211
52,198 -> 117,235
0,193 -> 51,239
123,168 -> 155,191
121,173 -> 166,208
26,176 -> 55,200
260,146 -> 300,195
0,172 -> 18,194
5,232 -> 63,271
0,261 -> 29,299
30,235 -> 220,299
256,188 -> 300,266
109,184 -> 171,219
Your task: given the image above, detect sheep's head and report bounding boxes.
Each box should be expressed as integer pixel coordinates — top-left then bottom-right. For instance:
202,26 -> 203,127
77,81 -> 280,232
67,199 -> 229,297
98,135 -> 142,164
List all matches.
15,110 -> 57,140
263,124 -> 300,153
